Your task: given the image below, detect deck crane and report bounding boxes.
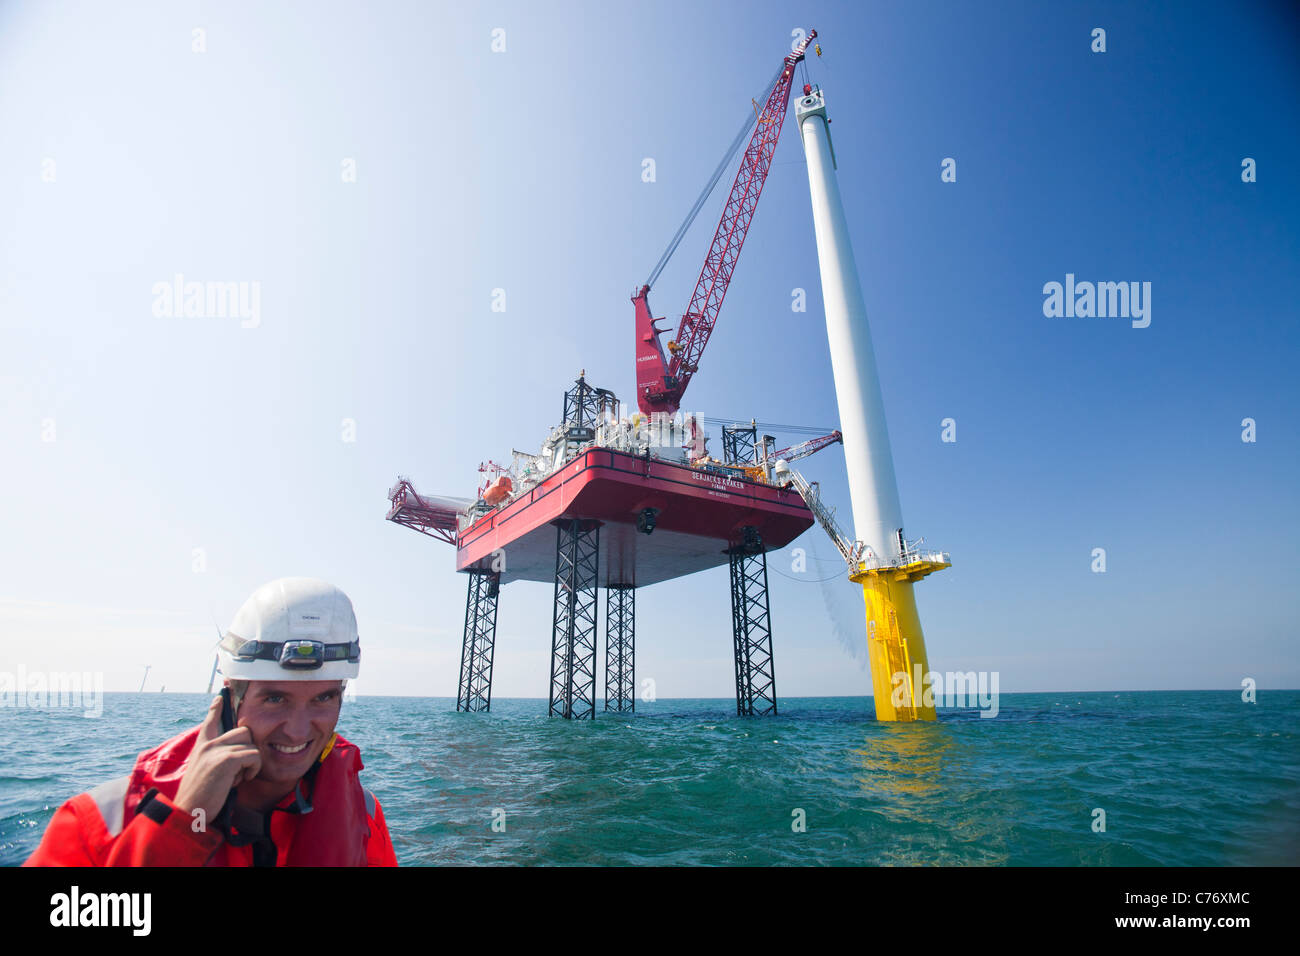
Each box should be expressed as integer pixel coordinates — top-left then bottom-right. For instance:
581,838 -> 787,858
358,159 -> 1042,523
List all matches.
766,429 -> 842,469
731,428 -> 843,482
633,29 -> 817,416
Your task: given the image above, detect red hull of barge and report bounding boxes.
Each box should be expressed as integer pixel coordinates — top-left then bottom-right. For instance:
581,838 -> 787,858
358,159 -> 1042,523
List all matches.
457,447 -> 814,587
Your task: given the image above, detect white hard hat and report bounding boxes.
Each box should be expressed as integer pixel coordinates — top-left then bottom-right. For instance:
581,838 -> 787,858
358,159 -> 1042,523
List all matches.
218,577 -> 361,681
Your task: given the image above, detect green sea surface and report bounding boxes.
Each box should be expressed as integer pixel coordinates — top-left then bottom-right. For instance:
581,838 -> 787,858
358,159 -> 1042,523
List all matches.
2,691 -> 1296,866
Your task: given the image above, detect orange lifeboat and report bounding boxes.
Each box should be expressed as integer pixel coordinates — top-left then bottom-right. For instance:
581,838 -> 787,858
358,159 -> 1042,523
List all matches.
483,476 -> 514,506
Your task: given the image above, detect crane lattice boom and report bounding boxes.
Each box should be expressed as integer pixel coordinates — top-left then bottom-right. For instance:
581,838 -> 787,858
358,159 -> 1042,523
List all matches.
771,429 -> 841,464
633,29 -> 817,415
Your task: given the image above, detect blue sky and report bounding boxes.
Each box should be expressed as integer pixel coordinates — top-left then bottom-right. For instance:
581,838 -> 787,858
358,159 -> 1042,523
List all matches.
2,0 -> 1296,698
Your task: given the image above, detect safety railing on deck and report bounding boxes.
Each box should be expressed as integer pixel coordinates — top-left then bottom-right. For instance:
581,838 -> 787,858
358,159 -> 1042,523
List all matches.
859,549 -> 951,571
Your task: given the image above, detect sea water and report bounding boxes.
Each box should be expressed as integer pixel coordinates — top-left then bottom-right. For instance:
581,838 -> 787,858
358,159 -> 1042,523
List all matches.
2,691 -> 1296,866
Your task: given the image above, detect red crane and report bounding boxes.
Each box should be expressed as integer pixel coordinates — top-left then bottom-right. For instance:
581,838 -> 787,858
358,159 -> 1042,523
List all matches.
633,29 -> 817,416
771,429 -> 842,464
728,428 -> 841,482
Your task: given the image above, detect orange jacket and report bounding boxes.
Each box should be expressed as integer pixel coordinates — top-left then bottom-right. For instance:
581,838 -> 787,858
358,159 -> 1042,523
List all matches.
23,729 -> 398,867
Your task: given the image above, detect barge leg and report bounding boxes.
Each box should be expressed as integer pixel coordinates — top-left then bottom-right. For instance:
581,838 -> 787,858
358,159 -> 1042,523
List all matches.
548,519 -> 600,720
458,569 -> 500,712
605,584 -> 635,712
728,526 -> 778,717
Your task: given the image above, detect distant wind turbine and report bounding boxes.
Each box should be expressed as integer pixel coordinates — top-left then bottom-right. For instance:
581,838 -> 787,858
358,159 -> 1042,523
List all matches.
205,620 -> 222,694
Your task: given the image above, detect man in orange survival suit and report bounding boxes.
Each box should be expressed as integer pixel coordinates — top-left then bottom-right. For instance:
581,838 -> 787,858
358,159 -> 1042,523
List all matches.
25,577 -> 398,867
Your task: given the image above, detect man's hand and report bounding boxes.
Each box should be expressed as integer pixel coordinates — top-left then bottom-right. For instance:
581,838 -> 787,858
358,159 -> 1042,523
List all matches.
173,695 -> 262,824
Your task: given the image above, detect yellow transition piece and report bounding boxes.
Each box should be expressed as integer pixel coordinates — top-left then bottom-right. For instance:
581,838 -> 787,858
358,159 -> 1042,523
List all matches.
851,556 -> 950,722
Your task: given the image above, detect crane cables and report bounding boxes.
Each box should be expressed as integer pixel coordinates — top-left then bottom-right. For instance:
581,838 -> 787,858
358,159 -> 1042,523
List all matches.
643,64 -> 784,291
698,416 -> 836,436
